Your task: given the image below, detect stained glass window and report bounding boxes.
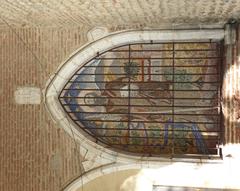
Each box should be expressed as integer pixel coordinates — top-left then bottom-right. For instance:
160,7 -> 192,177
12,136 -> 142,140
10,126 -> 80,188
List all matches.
59,41 -> 223,158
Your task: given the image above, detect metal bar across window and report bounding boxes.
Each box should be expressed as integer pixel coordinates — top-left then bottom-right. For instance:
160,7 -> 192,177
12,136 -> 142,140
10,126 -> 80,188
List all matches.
59,41 -> 223,158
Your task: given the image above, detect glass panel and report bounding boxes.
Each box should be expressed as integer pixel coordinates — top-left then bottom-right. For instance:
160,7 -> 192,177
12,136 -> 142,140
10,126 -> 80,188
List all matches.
59,42 -> 222,157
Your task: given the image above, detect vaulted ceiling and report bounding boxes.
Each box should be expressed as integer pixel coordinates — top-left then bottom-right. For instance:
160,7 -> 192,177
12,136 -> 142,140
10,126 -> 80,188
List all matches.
0,0 -> 240,28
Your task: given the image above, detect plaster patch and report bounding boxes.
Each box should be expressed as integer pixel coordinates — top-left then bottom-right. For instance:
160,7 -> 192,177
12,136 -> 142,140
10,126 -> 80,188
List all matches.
14,87 -> 41,104
50,152 -> 62,172
87,27 -> 109,41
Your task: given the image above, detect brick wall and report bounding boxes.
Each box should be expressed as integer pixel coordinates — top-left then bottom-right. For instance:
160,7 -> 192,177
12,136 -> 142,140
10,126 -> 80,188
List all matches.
1,25 -> 240,191
0,27 -> 88,191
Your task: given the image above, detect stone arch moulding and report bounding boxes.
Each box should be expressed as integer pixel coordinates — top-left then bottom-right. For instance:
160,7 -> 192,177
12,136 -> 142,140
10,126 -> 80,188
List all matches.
45,29 -> 225,166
